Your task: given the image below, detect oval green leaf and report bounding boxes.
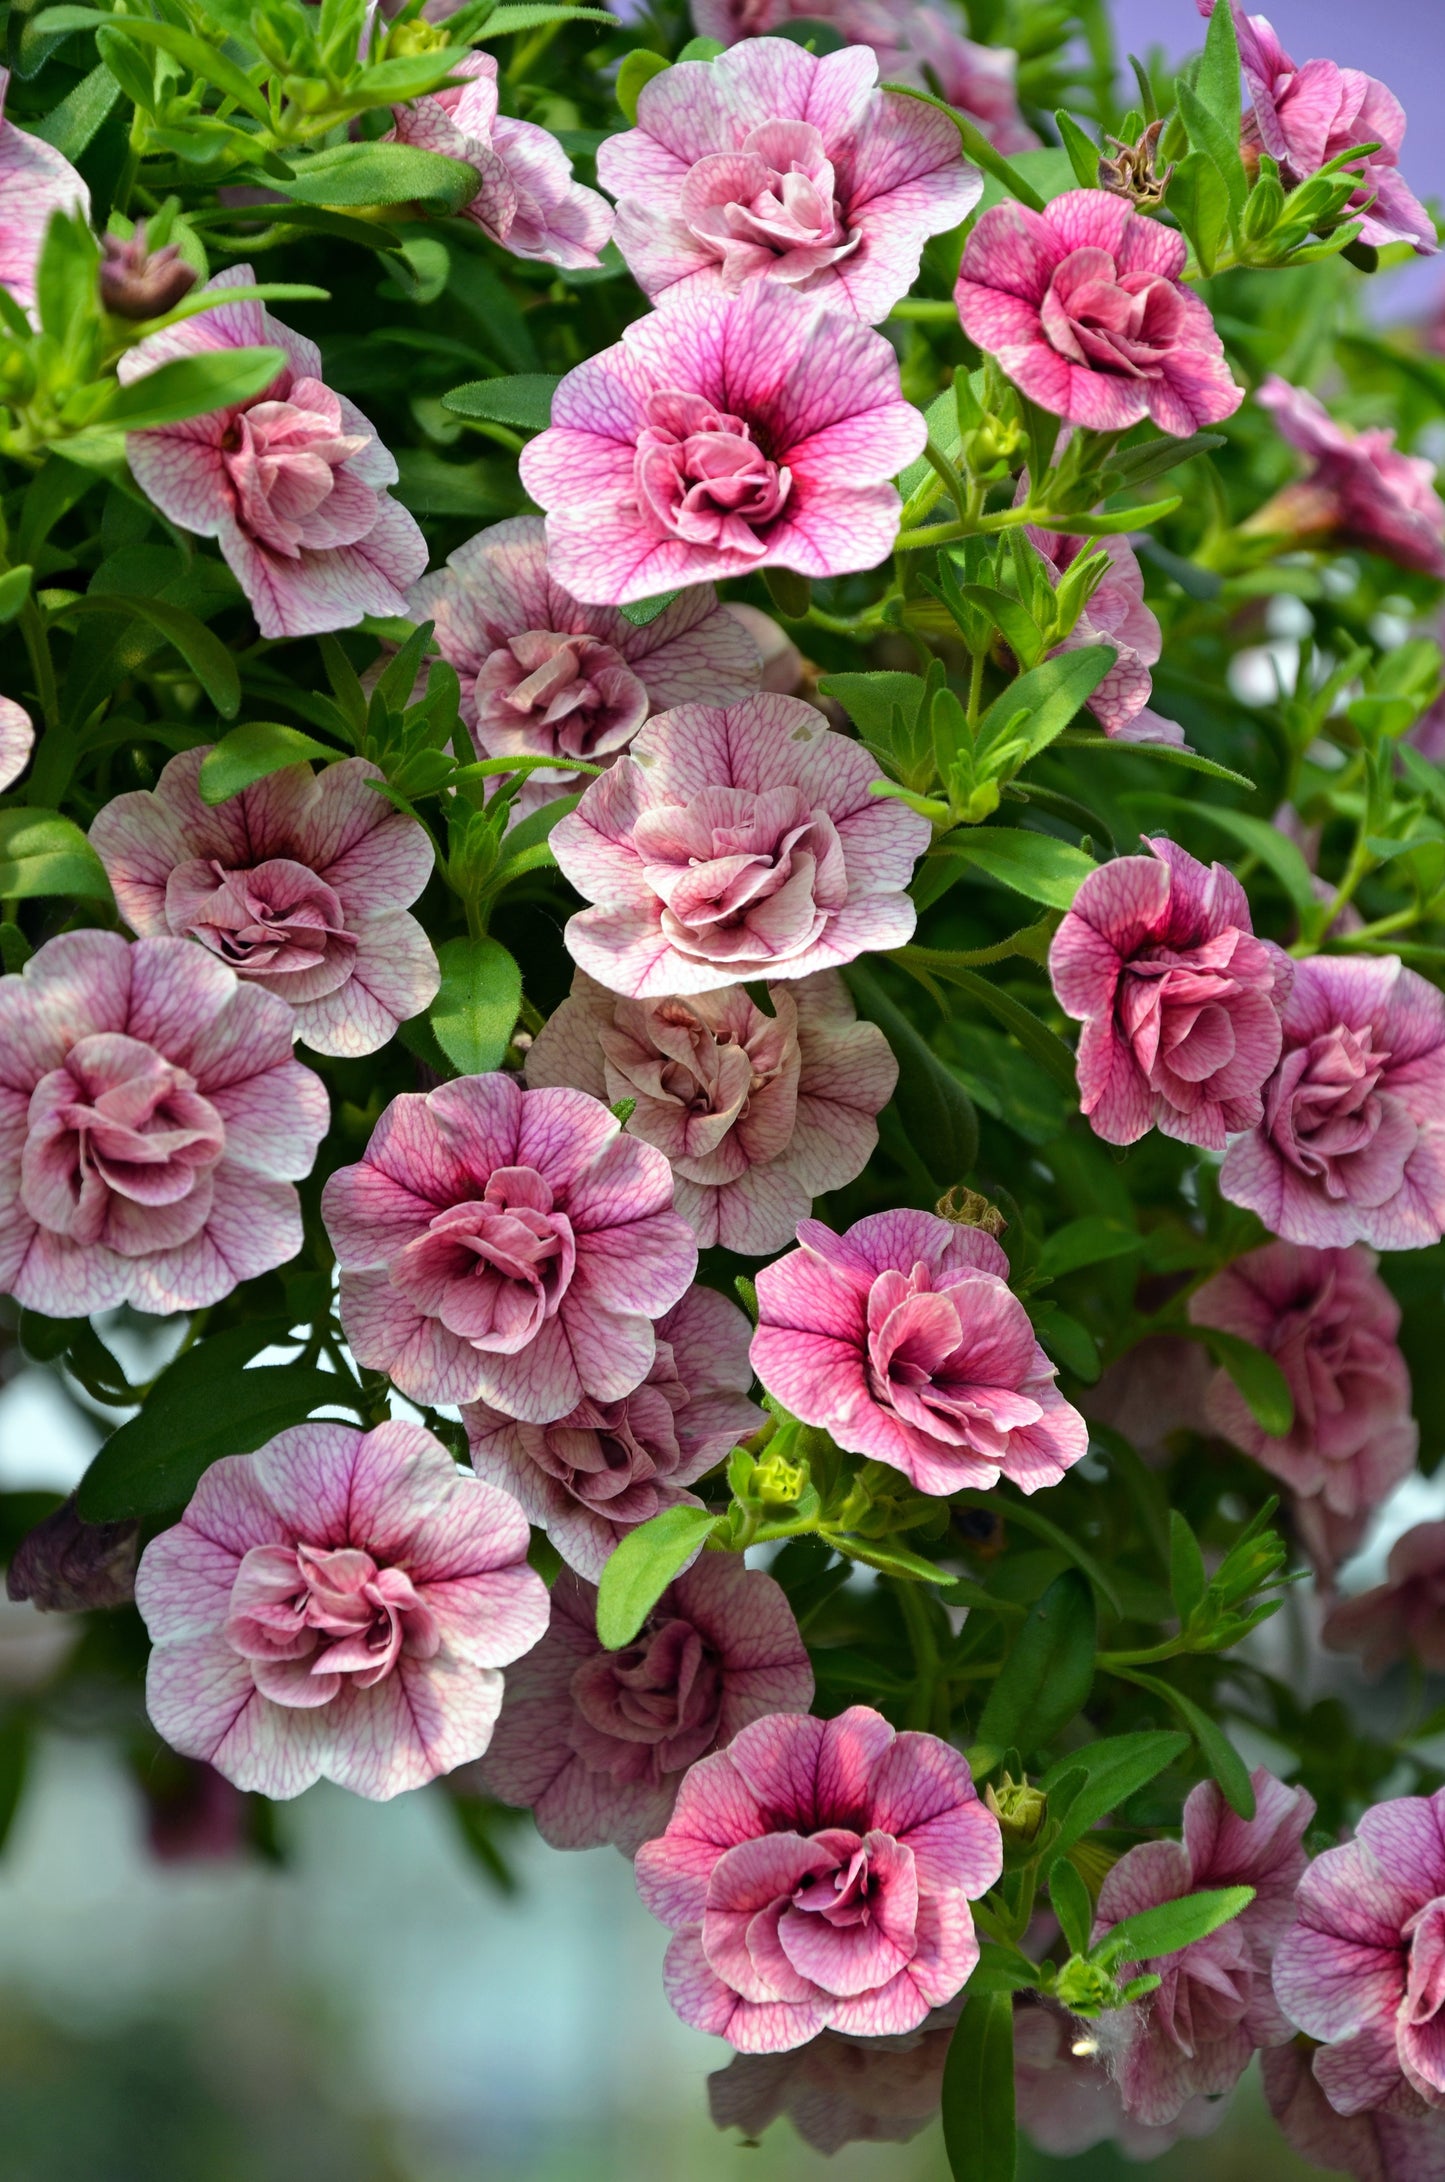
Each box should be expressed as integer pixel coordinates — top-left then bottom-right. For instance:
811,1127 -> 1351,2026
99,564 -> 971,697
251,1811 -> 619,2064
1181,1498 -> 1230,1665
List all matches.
199,722 -> 345,805
596,1505 -> 719,1650
430,935 -> 523,1076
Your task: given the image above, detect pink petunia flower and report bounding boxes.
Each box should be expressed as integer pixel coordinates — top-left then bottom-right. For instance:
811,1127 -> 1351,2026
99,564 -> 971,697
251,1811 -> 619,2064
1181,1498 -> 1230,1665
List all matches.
321,1071 -> 697,1420
117,270 -> 427,639
1049,836 -> 1293,1151
1198,3 -> 1436,256
135,1421 -> 550,1801
751,1211 -> 1088,1498
474,1556 -> 812,1853
0,67 -> 89,322
1273,1783 -> 1445,2117
549,694 -> 928,999
1263,2038 -> 1445,2182
517,281 -> 926,604
525,969 -> 897,1254
954,190 -> 1243,436
0,931 -> 327,1316
1219,954 -> 1445,1250
596,38 -> 981,324
1189,1242 -> 1417,1527
89,750 -> 439,1059
387,52 -> 611,270
463,1283 -> 760,1581
1092,1767 -> 1315,2126
1324,1523 -> 1445,1676
0,695 -> 33,790
407,515 -> 761,786
1026,523 -> 1180,745
635,1704 -> 1003,2051
1249,377 -> 1445,579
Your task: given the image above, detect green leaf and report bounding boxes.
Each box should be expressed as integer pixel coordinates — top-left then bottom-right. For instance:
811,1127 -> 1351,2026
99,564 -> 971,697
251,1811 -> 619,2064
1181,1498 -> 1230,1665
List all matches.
1037,1215 -> 1142,1279
843,962 -> 978,1187
1097,1884 -> 1255,1968
0,565 -> 33,624
60,594 -> 241,717
1191,1324 -> 1293,1437
618,590 -> 682,628
953,1489 -> 1122,1616
1028,1303 -> 1100,1384
429,935 -> 522,1076
1054,109 -> 1099,190
31,8 -> 272,120
441,374 -> 560,430
816,670 -> 925,741
0,811 -> 113,902
198,723 -> 342,804
1167,150 -> 1230,274
976,1570 -> 1097,1762
1118,1667 -> 1256,1818
976,648 -> 1115,768
30,60 -> 119,159
1194,0 -> 1242,153
1041,1730 -> 1190,1857
1062,735 -> 1255,790
477,2 -> 617,30
1126,796 -> 1318,916
1169,1510 -> 1208,1629
941,1992 -> 1016,2182
616,47 -> 668,122
1050,1856 -> 1094,1959
268,143 -> 483,213
914,960 -> 1078,1093
595,1506 -> 719,1649
933,828 -> 1096,911
1107,432 -> 1227,491
1177,77 -> 1247,226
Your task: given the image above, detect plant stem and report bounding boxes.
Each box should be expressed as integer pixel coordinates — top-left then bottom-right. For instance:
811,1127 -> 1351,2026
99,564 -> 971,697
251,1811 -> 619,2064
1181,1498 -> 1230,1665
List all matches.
18,598 -> 59,730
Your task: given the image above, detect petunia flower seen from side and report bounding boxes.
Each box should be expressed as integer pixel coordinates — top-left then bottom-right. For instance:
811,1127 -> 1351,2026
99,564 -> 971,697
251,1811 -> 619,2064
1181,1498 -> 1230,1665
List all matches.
0,66 -> 88,323
1249,376 -> 1445,579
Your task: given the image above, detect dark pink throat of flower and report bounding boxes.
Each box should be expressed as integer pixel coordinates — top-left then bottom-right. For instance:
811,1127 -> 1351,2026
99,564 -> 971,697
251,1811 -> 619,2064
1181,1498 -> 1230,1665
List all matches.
864,1263 -> 1044,1454
1040,248 -> 1185,381
390,1165 -> 579,1352
1268,1021 -> 1412,1188
568,1615 -> 723,1782
170,858 -> 354,978
225,1539 -> 440,1707
635,389 -> 791,558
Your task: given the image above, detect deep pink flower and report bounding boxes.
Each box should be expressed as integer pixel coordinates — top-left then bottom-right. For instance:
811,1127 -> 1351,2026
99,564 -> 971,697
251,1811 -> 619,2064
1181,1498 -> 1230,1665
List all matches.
1324,1523 -> 1445,1676
0,931 -> 326,1316
1026,523 -> 1179,745
526,969 -> 897,1254
1190,1242 -> 1417,1525
117,270 -> 426,639
751,1211 -> 1088,1498
1092,1768 -> 1314,2126
1198,4 -> 1436,256
475,1557 -> 812,1853
955,190 -> 1242,436
518,281 -> 926,603
596,38 -> 980,323
1273,1784 -> 1445,2117
708,2006 -> 959,2154
1013,1998 -> 1228,2158
407,515 -> 761,786
1219,954 -> 1445,1250
135,1421 -> 549,1801
0,696 -> 32,790
550,694 -> 928,999
1263,2038 -> 1445,2182
89,749 -> 439,1059
1250,377 -> 1445,579
635,1704 -> 1003,2051
321,1071 -> 697,1420
1048,836 -> 1292,1151
463,1283 -> 760,1580
0,67 -> 89,322
387,52 -> 610,269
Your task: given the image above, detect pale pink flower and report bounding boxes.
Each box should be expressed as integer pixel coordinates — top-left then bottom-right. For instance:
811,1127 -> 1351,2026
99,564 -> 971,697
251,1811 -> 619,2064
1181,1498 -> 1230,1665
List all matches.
636,1704 -> 1003,2051
1250,377 -> 1445,579
752,1211 -> 1088,1498
407,515 -> 761,786
0,695 -> 33,790
321,1071 -> 697,1420
1324,1523 -> 1445,1676
1190,1242 -> 1417,1526
525,969 -> 897,1254
1198,4 -> 1436,256
387,52 -> 610,270
89,749 -> 439,1059
1048,836 -> 1293,1151
475,1557 -> 812,1853
462,1283 -> 760,1581
1013,1998 -> 1227,2159
135,1421 -> 549,1801
1219,954 -> 1445,1250
708,2007 -> 959,2154
0,67 -> 89,322
955,190 -> 1243,436
1263,2038 -> 1445,2182
0,930 -> 327,1316
1092,1767 -> 1315,2126
117,270 -> 426,639
596,38 -> 981,324
518,281 -> 926,603
724,603 -> 805,695
550,694 -> 928,999
1026,523 -> 1179,745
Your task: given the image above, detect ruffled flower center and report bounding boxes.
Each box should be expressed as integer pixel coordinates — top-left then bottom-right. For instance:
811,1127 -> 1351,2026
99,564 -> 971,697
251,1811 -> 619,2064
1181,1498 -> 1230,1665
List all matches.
474,630 -> 650,768
635,389 -> 791,558
1039,247 -> 1185,381
390,1164 -> 578,1351
865,1262 -> 1044,1455
224,1539 -> 440,1707
222,378 -> 374,559
528,1360 -> 690,1519
598,988 -> 803,1171
631,783 -> 847,969
679,121 -> 860,292
165,856 -> 356,990
1266,1020 -> 1415,1204
567,1610 -> 723,1782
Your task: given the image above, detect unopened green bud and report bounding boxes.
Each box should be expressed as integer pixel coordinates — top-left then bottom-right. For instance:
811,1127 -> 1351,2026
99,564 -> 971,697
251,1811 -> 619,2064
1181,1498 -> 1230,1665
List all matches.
985,1773 -> 1048,1845
1242,173 -> 1287,243
754,1450 -> 808,1506
1054,1956 -> 1118,2015
387,17 -> 448,56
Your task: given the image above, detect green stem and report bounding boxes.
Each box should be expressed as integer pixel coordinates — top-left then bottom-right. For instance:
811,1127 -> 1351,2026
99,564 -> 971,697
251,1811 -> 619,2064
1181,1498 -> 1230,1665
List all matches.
18,598 -> 59,731
921,437 -> 968,523
892,1577 -> 941,1731
889,299 -> 960,322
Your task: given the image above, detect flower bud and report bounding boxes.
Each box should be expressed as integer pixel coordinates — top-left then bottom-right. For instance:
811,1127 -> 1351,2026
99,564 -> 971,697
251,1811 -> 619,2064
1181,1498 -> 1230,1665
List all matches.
100,227 -> 198,320
1054,1955 -> 1118,2015
754,1448 -> 808,1506
985,1771 -> 1048,1845
6,1495 -> 138,1612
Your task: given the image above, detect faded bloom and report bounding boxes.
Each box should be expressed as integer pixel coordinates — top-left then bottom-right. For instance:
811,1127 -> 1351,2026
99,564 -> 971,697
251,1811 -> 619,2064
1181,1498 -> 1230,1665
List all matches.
596,39 -> 981,324
1092,1767 -> 1315,2125
1013,1998 -> 1227,2158
636,1704 -> 1003,2051
0,931 -> 327,1316
1248,377 -> 1445,580
955,190 -> 1242,436
1219,954 -> 1445,1250
526,969 -> 897,1255
136,1421 -> 550,1800
550,695 -> 928,999
1190,1243 -> 1417,1527
407,515 -> 761,785
1324,1523 -> 1445,1676
6,1496 -> 138,1612
117,269 -> 426,640
99,223 -> 197,319
1048,837 -> 1292,1150
0,66 -> 89,322
463,1284 -> 760,1581
709,2007 -> 959,2154
321,1071 -> 697,1420
1026,524 -> 1179,745
1263,2036 -> 1445,2181
0,696 -> 33,791
387,52 -> 610,270
518,281 -> 926,604
90,750 -> 439,1059
751,1211 -> 1088,1498
475,1557 -> 813,1853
